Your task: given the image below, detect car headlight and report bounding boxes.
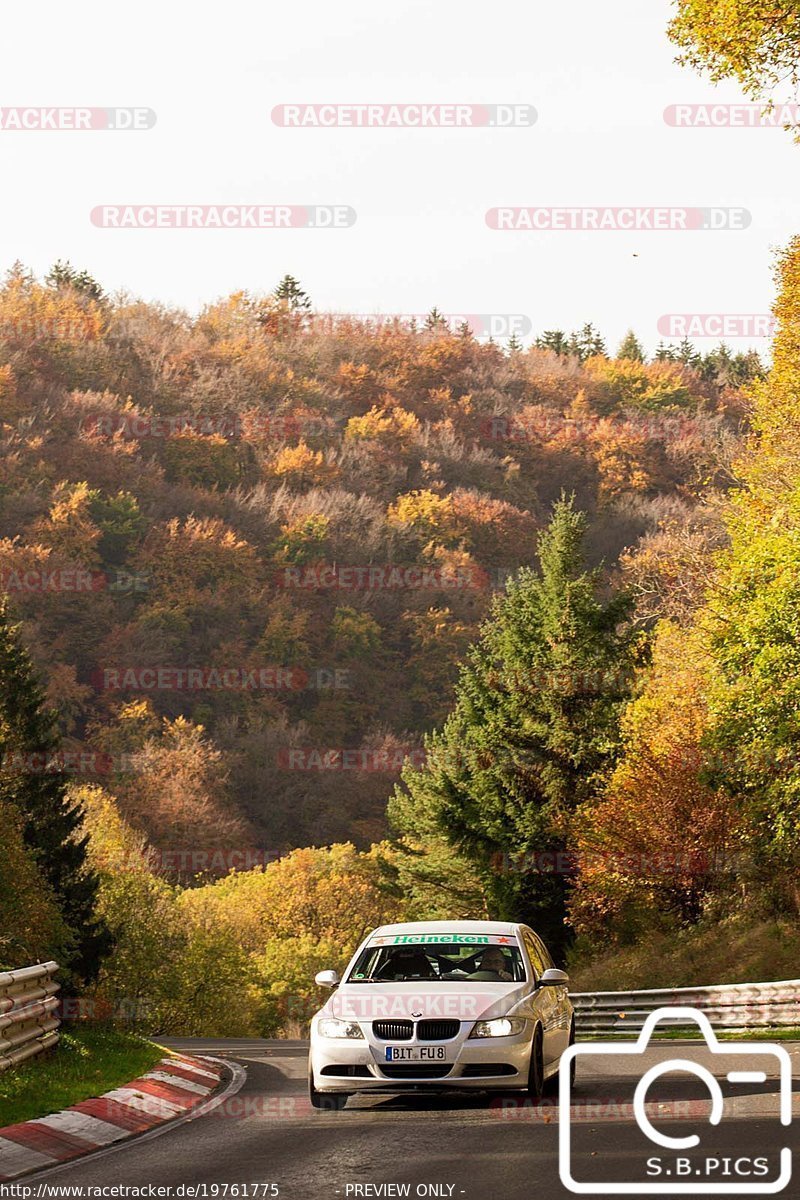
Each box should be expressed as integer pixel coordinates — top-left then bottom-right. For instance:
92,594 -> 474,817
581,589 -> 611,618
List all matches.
317,1017 -> 364,1040
469,1017 -> 527,1038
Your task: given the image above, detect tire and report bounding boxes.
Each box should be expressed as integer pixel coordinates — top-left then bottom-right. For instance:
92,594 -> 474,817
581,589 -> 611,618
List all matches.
526,1026 -> 545,1103
308,1061 -> 350,1110
546,1018 -> 576,1095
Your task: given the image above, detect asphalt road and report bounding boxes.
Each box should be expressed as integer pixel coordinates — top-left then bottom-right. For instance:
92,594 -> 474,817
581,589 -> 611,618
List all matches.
22,1038 -> 800,1200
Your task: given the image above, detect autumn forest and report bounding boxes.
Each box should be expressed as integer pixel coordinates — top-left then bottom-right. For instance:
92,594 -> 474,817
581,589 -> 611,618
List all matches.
1,252 -> 798,1033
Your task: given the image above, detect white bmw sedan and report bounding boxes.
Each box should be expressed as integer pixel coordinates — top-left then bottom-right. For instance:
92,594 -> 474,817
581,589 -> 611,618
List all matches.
308,920 -> 574,1109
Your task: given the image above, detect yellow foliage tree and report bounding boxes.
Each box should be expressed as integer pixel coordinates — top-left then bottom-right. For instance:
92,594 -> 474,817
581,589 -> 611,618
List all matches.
669,1 -> 800,119
181,843 -> 403,1032
584,356 -> 694,410
268,440 -> 337,487
29,481 -> 102,565
386,489 -> 460,543
0,271 -> 104,346
345,404 -> 420,446
0,793 -> 69,967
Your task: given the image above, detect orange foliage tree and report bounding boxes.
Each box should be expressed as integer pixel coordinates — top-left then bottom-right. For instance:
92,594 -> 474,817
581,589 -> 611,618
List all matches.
570,623 -> 743,943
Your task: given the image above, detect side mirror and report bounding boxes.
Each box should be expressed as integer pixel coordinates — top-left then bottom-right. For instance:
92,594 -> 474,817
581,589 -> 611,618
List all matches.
539,968 -> 569,987
315,969 -> 340,988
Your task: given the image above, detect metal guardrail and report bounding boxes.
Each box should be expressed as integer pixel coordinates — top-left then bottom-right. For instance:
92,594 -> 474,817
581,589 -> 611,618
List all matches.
0,961 -> 60,1071
572,978 -> 800,1036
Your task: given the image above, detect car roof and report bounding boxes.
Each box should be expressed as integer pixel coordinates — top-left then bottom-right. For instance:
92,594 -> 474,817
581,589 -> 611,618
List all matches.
368,920 -> 520,937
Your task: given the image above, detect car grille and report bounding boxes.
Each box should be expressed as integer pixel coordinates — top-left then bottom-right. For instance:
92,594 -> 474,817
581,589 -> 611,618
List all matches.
417,1019 -> 460,1041
373,1020 -> 413,1041
380,1064 -> 453,1079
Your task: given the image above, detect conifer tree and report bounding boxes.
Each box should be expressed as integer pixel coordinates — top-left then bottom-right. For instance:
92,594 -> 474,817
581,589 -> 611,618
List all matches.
0,601 -> 110,980
535,329 -> 569,356
45,260 -> 105,303
273,274 -> 312,311
617,330 -> 646,362
425,307 -> 449,331
390,497 -> 636,956
566,323 -> 607,362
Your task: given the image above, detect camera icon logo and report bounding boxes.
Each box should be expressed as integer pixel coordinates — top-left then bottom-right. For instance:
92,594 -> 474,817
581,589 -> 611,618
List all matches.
559,1005 -> 792,1195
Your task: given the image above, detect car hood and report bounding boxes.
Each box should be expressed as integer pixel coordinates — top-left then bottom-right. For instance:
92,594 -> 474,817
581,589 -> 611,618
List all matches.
318,980 -> 532,1025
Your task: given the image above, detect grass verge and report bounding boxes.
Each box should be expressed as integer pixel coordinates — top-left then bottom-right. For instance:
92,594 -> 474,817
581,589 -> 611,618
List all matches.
569,917 -> 800,993
0,1024 -> 165,1129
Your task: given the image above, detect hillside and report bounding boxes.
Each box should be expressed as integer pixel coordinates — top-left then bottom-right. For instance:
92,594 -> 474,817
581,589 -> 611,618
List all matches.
0,265 -> 756,858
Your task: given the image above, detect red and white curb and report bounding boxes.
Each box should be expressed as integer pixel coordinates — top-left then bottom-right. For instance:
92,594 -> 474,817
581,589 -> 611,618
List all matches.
0,1054 -> 233,1182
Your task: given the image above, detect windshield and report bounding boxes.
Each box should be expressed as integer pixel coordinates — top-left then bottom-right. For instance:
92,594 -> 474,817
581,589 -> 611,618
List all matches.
346,938 -> 526,983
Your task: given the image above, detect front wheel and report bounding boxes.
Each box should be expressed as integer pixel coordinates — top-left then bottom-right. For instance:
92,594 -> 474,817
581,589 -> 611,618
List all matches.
547,1019 -> 576,1095
526,1027 -> 544,1102
308,1061 -> 349,1110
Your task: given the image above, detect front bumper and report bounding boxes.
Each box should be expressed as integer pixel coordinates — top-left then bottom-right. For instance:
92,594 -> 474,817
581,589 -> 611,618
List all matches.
310,1022 -> 532,1092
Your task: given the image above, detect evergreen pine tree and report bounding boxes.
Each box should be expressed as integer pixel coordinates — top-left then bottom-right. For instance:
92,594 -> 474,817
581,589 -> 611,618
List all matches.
616,330 -> 646,362
676,337 -> 701,368
389,497 -> 636,957
0,601 -> 110,980
570,322 -> 607,361
272,274 -> 312,310
45,260 -> 105,303
425,306 -> 449,331
654,340 -> 678,362
735,348 -> 766,384
535,330 -> 569,356
701,343 -> 765,388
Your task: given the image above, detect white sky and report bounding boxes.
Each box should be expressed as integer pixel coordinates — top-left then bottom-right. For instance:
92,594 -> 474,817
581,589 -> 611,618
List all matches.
3,0 -> 798,353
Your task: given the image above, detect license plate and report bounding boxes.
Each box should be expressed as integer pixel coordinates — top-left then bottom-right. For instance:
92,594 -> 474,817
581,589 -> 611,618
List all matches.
385,1045 -> 447,1062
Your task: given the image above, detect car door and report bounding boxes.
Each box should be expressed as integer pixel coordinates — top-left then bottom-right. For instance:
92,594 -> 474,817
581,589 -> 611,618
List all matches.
521,928 -> 561,1068
532,931 -> 572,1061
